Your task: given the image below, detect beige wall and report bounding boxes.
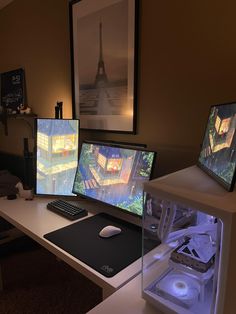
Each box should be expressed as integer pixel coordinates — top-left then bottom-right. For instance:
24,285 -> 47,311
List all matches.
1,0 -> 236,177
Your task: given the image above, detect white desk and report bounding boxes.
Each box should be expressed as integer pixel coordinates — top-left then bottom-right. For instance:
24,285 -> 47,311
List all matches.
87,274 -> 163,314
0,196 -> 143,299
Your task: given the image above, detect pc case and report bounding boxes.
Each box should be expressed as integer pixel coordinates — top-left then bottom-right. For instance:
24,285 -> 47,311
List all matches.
142,165 -> 236,314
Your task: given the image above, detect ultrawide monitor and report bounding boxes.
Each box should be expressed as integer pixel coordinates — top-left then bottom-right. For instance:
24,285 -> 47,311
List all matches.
198,102 -> 236,191
35,118 -> 79,196
72,141 -> 156,217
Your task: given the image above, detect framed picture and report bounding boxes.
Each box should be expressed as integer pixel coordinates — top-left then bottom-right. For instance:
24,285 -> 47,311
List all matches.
69,0 -> 138,133
0,68 -> 25,114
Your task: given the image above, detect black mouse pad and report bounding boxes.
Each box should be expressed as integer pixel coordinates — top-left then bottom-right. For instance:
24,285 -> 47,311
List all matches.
44,213 -> 158,277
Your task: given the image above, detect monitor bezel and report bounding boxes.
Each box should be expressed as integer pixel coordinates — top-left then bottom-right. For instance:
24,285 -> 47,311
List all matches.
72,140 -> 157,218
35,118 -> 80,197
197,101 -> 236,192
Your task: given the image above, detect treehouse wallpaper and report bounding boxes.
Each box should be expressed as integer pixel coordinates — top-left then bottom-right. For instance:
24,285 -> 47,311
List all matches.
73,143 -> 155,216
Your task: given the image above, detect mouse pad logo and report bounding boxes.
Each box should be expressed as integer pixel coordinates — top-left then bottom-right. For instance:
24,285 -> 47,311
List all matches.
101,265 -> 114,274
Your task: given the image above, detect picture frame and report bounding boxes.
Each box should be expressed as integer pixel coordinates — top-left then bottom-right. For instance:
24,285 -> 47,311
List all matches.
0,68 -> 25,114
69,0 -> 138,133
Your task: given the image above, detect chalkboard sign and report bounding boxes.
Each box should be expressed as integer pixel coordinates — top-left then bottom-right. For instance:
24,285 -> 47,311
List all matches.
0,68 -> 25,114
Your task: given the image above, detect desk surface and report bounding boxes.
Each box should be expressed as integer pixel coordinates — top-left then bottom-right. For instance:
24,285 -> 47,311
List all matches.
87,274 -> 163,314
0,196 -> 142,298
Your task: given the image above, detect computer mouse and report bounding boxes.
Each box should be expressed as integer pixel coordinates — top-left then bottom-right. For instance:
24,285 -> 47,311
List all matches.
99,225 -> 122,238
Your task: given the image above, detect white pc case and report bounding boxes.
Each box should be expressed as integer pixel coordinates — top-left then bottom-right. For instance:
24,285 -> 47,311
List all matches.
142,165 -> 236,314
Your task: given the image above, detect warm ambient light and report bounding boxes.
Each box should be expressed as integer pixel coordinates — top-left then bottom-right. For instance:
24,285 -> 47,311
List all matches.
122,107 -> 133,116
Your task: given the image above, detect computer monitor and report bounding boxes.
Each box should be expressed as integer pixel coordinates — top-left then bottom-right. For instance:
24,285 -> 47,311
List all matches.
35,118 -> 79,196
198,102 -> 236,191
72,141 -> 156,217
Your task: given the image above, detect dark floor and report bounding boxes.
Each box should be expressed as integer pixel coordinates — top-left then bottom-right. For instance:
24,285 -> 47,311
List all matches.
0,237 -> 102,314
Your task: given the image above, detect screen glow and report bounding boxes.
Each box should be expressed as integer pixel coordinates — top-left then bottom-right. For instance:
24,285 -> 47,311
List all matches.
36,118 -> 79,196
198,102 -> 236,191
73,142 -> 156,216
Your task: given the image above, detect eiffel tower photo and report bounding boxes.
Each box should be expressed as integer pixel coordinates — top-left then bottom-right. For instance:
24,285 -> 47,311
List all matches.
94,22 -> 108,88
75,0 -> 134,131
79,20 -> 127,116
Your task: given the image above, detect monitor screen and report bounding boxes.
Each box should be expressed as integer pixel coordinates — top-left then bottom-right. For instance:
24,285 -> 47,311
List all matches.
198,102 -> 236,191
72,141 -> 156,217
35,118 -> 79,196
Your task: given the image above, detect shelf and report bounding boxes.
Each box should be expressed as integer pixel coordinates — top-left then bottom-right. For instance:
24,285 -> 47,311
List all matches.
0,112 -> 37,136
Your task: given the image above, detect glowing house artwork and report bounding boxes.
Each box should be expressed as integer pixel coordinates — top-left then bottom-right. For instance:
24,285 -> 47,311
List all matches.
73,143 -> 155,216
36,119 -> 79,196
209,110 -> 236,153
199,104 -> 236,185
89,146 -> 134,186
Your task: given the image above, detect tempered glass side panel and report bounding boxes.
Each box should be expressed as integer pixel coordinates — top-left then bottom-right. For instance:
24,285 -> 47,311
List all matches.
142,194 -> 222,314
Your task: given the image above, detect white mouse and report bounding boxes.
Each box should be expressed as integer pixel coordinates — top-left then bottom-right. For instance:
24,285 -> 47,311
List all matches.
99,225 -> 122,238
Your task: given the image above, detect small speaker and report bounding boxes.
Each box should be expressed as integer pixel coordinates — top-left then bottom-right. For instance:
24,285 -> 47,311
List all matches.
23,138 -> 29,153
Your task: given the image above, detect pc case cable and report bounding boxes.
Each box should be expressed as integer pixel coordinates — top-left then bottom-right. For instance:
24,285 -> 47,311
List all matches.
157,201 -> 177,243
165,222 -> 217,244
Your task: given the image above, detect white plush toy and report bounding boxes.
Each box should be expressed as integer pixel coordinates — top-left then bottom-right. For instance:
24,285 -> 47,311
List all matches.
17,104 -> 32,114
15,182 -> 33,200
